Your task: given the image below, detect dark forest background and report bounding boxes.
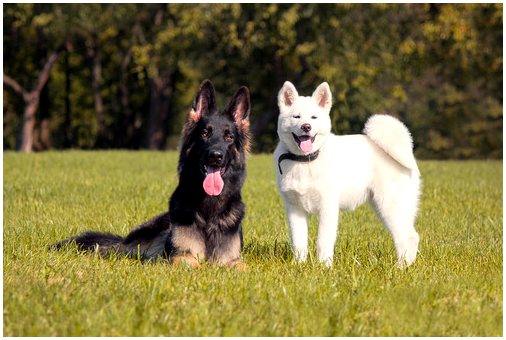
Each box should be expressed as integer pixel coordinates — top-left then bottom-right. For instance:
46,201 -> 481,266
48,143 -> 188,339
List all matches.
3,3 -> 502,158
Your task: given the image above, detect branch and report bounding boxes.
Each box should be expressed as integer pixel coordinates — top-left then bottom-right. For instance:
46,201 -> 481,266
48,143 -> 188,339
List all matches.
4,41 -> 67,102
33,48 -> 64,94
3,73 -> 28,99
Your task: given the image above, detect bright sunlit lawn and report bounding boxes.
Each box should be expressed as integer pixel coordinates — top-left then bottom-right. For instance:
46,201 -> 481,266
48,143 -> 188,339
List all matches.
3,151 -> 502,336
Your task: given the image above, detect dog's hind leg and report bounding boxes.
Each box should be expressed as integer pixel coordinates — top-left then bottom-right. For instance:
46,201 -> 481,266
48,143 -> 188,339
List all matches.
120,212 -> 172,260
370,175 -> 420,268
284,202 -> 309,262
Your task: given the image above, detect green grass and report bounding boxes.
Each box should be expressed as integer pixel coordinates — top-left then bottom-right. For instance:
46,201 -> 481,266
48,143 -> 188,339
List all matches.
3,151 -> 502,336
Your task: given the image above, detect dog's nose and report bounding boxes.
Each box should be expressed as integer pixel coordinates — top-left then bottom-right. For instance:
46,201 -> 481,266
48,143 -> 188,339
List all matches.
301,123 -> 311,133
209,151 -> 223,163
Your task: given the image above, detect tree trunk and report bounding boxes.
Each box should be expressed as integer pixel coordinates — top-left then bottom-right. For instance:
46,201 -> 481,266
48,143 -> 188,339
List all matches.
36,83 -> 52,150
88,32 -> 106,147
20,95 -> 39,152
3,45 -> 63,152
146,75 -> 173,150
251,55 -> 285,152
33,26 -> 52,150
63,49 -> 72,148
118,49 -> 134,148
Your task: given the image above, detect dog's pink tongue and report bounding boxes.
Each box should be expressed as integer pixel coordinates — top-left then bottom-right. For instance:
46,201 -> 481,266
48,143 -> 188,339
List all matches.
299,136 -> 313,153
203,167 -> 224,196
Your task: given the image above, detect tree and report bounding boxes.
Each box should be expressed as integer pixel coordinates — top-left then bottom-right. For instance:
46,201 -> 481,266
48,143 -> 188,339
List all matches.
3,42 -> 68,152
3,4 -> 72,152
2,4 -> 502,158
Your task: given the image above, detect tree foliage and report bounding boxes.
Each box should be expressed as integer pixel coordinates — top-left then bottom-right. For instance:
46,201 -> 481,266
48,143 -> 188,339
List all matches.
3,3 -> 502,158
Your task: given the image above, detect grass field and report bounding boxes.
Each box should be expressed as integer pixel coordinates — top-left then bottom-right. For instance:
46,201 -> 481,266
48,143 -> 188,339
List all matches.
3,151 -> 503,336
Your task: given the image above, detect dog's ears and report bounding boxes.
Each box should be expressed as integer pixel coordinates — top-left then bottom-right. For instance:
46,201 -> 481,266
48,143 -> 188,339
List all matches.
226,86 -> 250,125
189,79 -> 217,122
278,81 -> 299,111
312,82 -> 332,111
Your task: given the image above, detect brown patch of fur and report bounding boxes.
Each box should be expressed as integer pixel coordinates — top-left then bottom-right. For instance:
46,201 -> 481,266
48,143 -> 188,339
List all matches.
171,225 -> 206,260
227,260 -> 248,271
171,255 -> 200,268
188,108 -> 200,123
239,120 -> 251,156
211,230 -> 242,265
215,205 -> 244,231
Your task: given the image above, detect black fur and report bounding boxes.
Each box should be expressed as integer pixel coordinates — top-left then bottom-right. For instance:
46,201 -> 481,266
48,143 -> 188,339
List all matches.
51,80 -> 251,267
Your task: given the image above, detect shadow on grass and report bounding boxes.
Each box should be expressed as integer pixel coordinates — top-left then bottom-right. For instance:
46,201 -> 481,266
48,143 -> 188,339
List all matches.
242,240 -> 293,263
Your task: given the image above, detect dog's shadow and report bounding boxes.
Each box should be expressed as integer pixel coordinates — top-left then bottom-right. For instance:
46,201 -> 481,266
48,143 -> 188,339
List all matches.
242,240 -> 293,263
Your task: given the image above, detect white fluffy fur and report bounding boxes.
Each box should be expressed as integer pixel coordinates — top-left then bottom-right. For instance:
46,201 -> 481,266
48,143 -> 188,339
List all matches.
363,114 -> 419,172
274,81 -> 421,268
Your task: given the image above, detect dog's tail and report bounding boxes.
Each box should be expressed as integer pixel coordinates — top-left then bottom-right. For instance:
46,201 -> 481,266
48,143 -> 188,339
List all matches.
49,231 -> 124,254
363,114 -> 419,174
49,212 -> 172,259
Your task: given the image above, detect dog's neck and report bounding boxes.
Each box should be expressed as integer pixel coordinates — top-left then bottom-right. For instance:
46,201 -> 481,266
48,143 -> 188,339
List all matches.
278,150 -> 320,175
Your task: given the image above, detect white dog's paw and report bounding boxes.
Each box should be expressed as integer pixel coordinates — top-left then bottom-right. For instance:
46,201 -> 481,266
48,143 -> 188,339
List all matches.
317,250 -> 334,267
396,256 -> 416,269
293,248 -> 308,263
395,233 -> 420,269
320,257 -> 333,268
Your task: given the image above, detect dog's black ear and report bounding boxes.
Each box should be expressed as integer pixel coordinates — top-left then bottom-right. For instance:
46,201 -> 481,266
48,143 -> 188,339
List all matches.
189,79 -> 217,122
226,86 -> 250,125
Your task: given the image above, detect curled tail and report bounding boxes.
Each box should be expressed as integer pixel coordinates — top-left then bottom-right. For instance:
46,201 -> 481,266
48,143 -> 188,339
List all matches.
363,114 -> 419,173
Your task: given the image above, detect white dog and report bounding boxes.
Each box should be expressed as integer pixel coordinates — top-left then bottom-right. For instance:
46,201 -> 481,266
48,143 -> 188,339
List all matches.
274,81 -> 421,267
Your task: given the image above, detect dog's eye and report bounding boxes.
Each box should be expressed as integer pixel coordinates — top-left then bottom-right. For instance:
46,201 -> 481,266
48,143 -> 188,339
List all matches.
224,133 -> 233,142
200,129 -> 209,138
293,115 -> 301,119
311,116 -> 317,119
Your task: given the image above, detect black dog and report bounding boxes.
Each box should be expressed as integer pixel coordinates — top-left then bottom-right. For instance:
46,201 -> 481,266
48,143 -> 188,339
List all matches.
52,80 -> 251,268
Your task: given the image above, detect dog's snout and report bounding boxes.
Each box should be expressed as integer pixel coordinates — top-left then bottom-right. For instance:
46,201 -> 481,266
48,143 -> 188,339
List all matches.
209,150 -> 223,163
301,123 -> 311,133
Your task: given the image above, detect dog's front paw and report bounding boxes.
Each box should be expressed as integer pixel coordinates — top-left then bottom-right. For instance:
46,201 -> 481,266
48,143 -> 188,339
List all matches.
319,257 -> 333,268
171,255 -> 200,268
293,248 -> 308,263
227,260 -> 248,271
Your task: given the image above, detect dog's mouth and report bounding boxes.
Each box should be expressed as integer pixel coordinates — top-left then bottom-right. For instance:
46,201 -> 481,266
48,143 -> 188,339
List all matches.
292,133 -> 316,153
202,165 -> 227,196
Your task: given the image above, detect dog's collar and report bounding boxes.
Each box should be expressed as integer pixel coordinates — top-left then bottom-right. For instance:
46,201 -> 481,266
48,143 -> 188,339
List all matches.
278,150 -> 320,175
